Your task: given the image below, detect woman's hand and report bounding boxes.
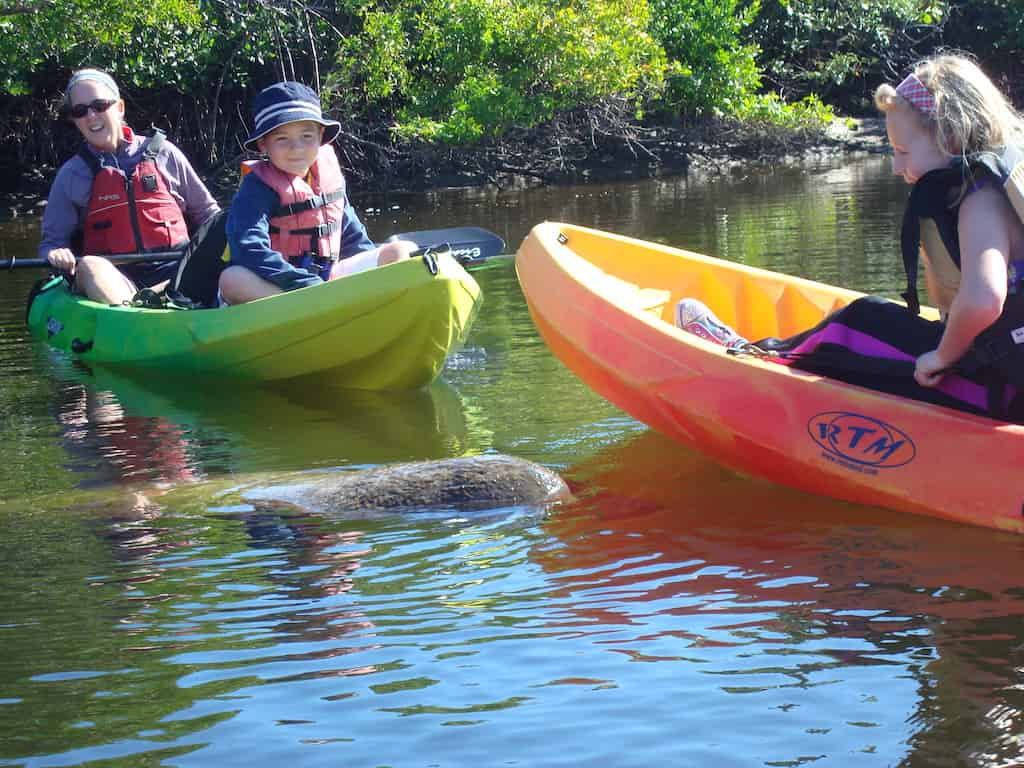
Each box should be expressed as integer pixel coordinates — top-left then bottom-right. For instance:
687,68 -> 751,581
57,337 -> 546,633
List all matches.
914,349 -> 950,388
46,248 -> 77,274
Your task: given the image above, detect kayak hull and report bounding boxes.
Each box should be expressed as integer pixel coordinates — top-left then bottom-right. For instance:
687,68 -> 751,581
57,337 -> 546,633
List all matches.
516,221 -> 1024,534
27,253 -> 481,390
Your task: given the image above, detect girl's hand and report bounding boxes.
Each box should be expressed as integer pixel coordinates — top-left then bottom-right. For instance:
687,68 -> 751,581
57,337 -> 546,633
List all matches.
914,349 -> 950,388
46,248 -> 77,274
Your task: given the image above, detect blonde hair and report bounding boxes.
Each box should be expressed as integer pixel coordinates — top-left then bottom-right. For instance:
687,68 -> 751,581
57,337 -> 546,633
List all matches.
875,53 -> 1024,157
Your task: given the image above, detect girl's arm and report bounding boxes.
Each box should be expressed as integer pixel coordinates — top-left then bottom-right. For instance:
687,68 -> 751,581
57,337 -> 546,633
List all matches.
915,185 -> 1010,386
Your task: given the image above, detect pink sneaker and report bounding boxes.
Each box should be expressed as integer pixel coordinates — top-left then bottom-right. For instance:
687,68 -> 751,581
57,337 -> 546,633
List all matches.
675,298 -> 749,348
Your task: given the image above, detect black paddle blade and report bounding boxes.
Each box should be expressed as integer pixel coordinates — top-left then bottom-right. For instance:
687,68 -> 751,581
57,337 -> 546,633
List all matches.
387,226 -> 506,266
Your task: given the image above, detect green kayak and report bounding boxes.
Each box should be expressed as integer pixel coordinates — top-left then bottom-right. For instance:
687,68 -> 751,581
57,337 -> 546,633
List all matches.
26,252 -> 481,390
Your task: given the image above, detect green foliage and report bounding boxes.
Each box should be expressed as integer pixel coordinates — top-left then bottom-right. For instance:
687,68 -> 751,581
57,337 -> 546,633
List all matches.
943,0 -> 1024,59
357,10 -> 410,102
648,0 -> 762,116
751,0 -> 1024,113
735,92 -> 835,129
0,0 -> 205,94
0,0 -> 1021,157
329,0 -> 668,143
0,0 -> 349,98
751,0 -> 942,110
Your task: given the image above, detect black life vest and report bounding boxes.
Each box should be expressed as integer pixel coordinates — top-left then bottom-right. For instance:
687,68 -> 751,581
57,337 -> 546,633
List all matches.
899,144 -> 1024,416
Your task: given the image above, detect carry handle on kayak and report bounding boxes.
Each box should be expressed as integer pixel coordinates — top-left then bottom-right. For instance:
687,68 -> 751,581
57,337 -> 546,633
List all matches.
5,226 -> 507,270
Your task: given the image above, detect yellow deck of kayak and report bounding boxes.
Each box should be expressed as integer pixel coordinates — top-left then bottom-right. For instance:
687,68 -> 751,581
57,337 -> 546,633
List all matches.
28,252 -> 481,390
516,221 -> 1024,533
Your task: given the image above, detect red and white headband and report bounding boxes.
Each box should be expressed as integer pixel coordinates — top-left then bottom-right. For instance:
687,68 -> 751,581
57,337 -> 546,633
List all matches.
895,73 -> 936,116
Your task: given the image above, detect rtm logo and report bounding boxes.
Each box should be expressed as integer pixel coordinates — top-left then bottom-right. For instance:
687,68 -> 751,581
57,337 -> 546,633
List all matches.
451,246 -> 482,262
807,411 -> 916,469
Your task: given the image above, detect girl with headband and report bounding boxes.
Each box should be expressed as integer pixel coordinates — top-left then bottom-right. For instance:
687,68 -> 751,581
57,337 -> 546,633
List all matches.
675,53 -> 1024,421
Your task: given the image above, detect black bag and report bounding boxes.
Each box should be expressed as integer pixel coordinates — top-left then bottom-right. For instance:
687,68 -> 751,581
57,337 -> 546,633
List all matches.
170,210 -> 228,307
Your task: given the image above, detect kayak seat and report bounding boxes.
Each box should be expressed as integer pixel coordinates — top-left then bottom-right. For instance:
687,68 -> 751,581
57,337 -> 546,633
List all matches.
592,271 -> 671,317
635,287 -> 672,316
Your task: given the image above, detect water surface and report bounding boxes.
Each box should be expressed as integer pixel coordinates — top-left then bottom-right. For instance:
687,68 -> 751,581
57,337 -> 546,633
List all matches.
1,154 -> 1022,767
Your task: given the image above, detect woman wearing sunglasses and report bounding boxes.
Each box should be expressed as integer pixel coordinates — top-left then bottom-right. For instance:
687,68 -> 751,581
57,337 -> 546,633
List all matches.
38,69 -> 222,304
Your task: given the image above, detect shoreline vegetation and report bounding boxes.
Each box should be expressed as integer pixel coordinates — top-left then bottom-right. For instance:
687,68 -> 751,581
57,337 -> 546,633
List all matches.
0,0 -> 1018,219
3,113 -> 888,221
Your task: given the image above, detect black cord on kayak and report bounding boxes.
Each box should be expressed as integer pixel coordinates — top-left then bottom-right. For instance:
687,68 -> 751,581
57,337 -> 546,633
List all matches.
423,249 -> 438,275
411,243 -> 454,275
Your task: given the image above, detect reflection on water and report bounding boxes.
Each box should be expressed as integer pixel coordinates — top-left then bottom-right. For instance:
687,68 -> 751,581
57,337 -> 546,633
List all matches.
50,360 -> 472,482
547,431 -> 1024,766
1,156 -> 1022,767
375,153 -> 909,297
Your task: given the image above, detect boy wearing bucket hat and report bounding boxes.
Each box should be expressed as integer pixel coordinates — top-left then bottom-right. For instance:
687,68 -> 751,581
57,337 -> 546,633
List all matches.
220,81 -> 416,304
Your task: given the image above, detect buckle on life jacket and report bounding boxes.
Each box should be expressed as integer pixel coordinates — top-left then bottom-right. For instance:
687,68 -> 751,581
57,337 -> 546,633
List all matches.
274,189 -> 346,218
310,253 -> 337,269
290,221 -> 342,238
294,252 -> 337,281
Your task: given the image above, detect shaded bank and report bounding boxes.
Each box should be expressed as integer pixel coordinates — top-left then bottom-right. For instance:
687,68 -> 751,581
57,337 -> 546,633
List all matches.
0,110 -> 888,221
338,111 -> 888,192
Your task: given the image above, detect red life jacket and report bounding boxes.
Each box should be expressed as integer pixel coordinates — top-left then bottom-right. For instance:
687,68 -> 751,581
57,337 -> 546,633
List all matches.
244,144 -> 348,273
79,127 -> 190,255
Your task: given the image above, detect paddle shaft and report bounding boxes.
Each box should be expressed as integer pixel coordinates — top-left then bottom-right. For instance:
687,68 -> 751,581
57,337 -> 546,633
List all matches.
6,226 -> 506,270
6,250 -> 185,270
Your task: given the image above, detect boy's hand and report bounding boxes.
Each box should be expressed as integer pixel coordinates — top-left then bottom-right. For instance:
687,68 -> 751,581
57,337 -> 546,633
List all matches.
377,240 -> 417,266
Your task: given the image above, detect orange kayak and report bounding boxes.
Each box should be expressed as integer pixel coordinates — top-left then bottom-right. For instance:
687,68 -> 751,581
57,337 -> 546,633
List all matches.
515,221 -> 1024,534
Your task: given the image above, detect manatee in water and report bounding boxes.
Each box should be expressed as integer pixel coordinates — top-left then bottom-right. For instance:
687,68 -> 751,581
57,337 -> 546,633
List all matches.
241,455 -> 570,515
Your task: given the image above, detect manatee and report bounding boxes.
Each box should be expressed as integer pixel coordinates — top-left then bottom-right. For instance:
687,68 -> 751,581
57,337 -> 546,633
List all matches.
241,455 -> 570,515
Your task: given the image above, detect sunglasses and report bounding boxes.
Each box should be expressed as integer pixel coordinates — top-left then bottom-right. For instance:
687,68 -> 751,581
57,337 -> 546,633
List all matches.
68,98 -> 117,119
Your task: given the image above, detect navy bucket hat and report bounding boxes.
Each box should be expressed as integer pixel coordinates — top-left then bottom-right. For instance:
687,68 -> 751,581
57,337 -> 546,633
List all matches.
244,81 -> 341,151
